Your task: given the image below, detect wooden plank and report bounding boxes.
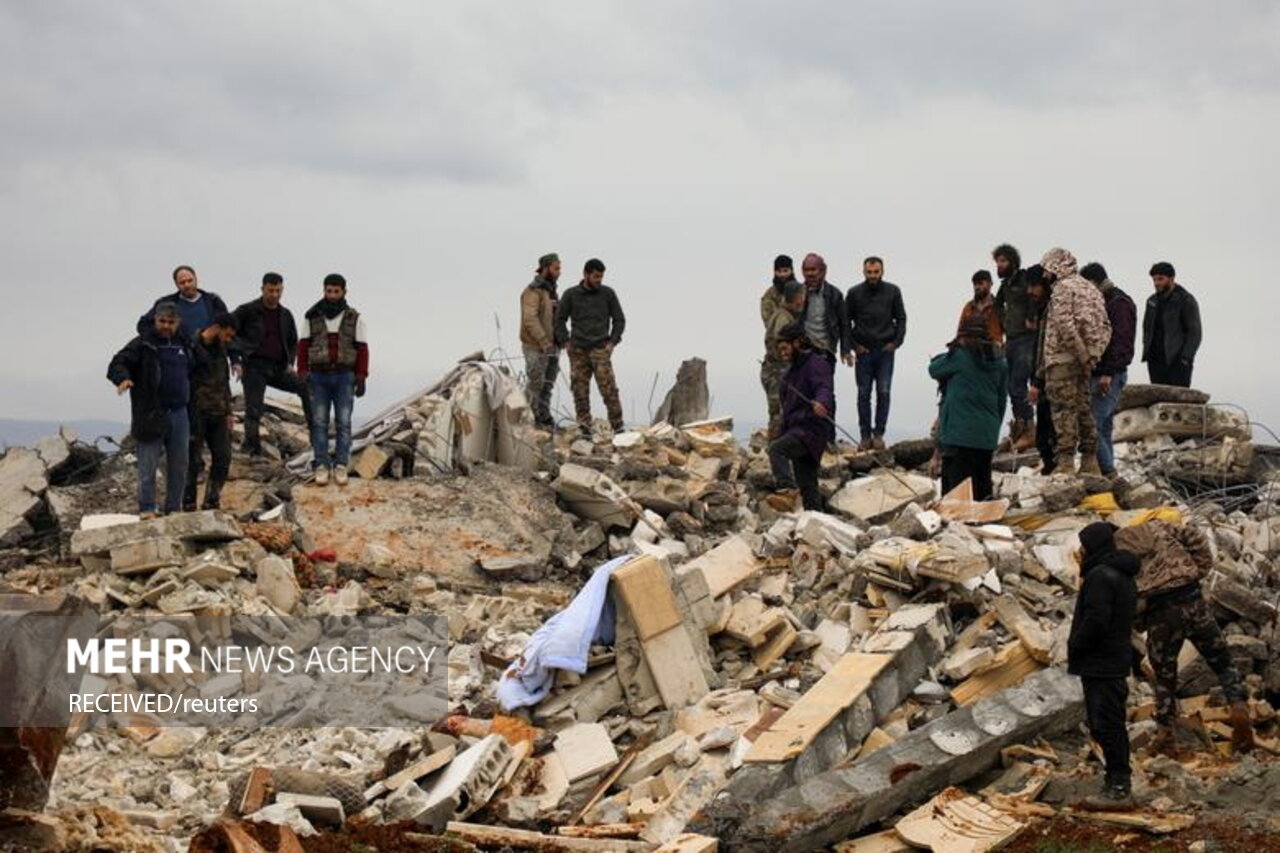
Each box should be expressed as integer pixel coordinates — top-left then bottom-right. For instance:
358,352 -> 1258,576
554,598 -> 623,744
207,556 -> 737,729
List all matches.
991,594 -> 1052,664
656,834 -> 720,853
442,822 -> 651,852
834,829 -> 913,852
363,744 -> 456,801
642,626 -> 710,709
237,767 -> 272,816
894,787 -> 1025,852
557,824 -> 643,839
745,653 -> 893,763
568,734 -> 651,826
612,556 -> 682,641
722,598 -> 787,647
951,644 -> 1043,707
751,622 -> 798,670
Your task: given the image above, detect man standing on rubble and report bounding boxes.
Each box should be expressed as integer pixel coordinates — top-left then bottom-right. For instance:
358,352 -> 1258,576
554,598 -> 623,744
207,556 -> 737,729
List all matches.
1114,518 -> 1254,754
846,256 -> 907,450
798,253 -> 850,374
183,313 -> 236,511
1068,522 -> 1140,811
555,258 -> 626,437
521,253 -> 562,430
1080,263 -> 1136,477
1024,265 -> 1058,472
1038,248 -> 1111,476
108,303 -> 192,517
769,323 -> 835,512
297,273 -> 368,486
760,254 -> 796,331
1142,262 -> 1202,388
994,244 -> 1037,452
762,280 -> 807,439
957,269 -> 1004,346
231,272 -> 312,455
928,314 -> 1008,500
137,265 -> 229,346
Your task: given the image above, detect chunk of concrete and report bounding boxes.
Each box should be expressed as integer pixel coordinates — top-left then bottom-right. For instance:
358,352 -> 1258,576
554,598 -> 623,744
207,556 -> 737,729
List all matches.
554,722 -> 619,783
255,555 -> 301,613
555,464 -> 634,530
828,473 -> 934,524
70,510 -> 243,556
110,537 -> 186,575
653,358 -> 711,427
677,535 -> 760,598
0,448 -> 47,544
417,734 -> 514,827
274,792 -> 345,827
794,512 -> 865,555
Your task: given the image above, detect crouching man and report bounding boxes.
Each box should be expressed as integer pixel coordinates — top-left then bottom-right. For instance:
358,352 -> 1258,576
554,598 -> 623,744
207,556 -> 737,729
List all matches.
767,323 -> 835,512
1068,522 -> 1140,810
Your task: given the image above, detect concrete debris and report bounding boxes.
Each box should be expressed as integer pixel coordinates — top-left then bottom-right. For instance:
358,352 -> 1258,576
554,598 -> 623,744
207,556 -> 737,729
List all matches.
4,375 -> 1280,851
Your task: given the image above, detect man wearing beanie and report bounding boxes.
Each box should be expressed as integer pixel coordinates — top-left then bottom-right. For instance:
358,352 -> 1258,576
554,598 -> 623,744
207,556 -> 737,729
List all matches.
760,255 -> 802,438
1068,522 -> 1140,810
768,322 -> 835,512
521,253 -> 562,429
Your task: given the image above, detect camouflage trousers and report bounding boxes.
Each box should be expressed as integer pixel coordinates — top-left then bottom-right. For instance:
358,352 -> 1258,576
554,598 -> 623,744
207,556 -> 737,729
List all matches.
1145,589 -> 1247,724
569,344 -> 623,430
523,346 -> 559,427
1045,363 -> 1096,458
761,355 -> 786,438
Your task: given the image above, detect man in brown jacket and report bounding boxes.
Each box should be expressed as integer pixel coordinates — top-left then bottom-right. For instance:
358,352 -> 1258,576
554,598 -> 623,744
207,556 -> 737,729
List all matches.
1114,519 -> 1253,753
521,253 -> 561,429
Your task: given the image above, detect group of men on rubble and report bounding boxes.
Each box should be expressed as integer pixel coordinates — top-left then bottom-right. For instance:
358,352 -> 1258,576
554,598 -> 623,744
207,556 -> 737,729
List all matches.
758,245 -> 1203,512
109,266 -> 369,516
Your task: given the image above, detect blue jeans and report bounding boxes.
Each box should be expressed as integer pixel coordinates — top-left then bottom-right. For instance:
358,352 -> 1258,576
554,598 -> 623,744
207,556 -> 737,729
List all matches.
309,371 -> 355,468
137,407 -> 190,513
1006,334 -> 1036,423
1091,368 -> 1127,474
855,349 -> 895,438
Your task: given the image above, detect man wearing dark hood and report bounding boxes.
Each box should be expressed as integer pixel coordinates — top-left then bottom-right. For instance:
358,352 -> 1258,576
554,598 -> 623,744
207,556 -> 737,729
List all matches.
521,253 -> 562,429
1068,522 -> 1141,811
761,277 -> 806,440
768,323 -> 835,512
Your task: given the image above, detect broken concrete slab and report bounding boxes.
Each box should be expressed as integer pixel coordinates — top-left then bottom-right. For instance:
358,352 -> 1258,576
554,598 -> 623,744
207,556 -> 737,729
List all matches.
110,537 -> 186,575
828,472 -> 934,524
703,667 -> 1084,851
554,723 -> 619,783
653,358 -> 710,427
677,534 -> 760,599
256,555 -> 302,613
0,448 -> 47,545
1117,383 -> 1210,411
555,464 -> 634,530
415,734 -> 514,828
70,509 -> 243,556
1113,402 -> 1249,443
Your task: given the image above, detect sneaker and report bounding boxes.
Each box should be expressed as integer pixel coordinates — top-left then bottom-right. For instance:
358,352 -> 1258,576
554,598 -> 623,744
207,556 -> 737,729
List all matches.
314,467 -> 330,486
139,511 -> 160,521
858,436 -> 874,451
333,465 -> 349,486
871,435 -> 886,451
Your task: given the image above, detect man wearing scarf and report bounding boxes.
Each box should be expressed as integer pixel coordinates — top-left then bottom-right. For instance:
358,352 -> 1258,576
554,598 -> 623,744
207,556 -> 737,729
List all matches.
760,254 -> 800,438
296,273 -> 368,486
521,253 -> 562,430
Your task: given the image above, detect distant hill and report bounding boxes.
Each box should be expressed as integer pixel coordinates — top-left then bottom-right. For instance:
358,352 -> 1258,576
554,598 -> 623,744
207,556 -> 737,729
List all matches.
0,419 -> 126,450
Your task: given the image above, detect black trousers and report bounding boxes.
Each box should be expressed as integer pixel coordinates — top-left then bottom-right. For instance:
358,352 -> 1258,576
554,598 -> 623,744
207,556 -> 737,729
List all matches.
184,411 -> 232,508
939,445 -> 994,500
768,434 -> 823,511
1082,676 -> 1130,782
242,358 -> 312,448
1147,358 -> 1193,388
1036,395 -> 1058,473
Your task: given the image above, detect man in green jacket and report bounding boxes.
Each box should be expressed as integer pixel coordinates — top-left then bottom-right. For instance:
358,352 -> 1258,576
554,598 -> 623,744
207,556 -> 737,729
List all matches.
555,258 -> 626,437
928,314 -> 1009,500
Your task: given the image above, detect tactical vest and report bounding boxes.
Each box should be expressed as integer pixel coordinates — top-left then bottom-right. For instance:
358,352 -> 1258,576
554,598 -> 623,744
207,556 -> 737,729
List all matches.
307,308 -> 360,371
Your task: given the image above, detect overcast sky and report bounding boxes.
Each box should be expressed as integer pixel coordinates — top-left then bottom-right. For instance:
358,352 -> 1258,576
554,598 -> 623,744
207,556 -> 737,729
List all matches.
3,1 -> 1278,440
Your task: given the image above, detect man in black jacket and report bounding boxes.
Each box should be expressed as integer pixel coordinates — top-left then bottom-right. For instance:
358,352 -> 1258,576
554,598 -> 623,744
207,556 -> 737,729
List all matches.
1068,522 -> 1141,811
994,244 -> 1038,451
1024,266 -> 1059,472
798,253 -> 850,371
137,265 -> 229,346
184,314 -> 237,511
109,303 -> 192,517
845,256 -> 906,450
231,272 -> 312,454
1142,261 -> 1202,387
1081,263 -> 1137,476
555,258 -> 626,436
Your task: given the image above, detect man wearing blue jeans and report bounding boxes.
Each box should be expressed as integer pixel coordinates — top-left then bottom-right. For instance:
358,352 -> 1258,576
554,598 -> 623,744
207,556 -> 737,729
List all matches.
994,244 -> 1038,451
297,274 -> 369,486
845,257 -> 906,450
1082,263 -> 1136,477
108,303 -> 192,516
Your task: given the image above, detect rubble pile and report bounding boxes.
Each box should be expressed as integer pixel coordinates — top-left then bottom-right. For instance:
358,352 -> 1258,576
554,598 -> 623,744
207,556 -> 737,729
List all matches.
1,374 -> 1279,851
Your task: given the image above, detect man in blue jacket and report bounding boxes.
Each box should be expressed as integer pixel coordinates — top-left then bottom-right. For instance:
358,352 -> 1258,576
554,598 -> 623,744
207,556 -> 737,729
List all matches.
768,323 -> 835,512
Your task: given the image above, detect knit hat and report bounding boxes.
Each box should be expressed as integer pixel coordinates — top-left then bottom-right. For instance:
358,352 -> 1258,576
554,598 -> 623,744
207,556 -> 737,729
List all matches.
774,254 -> 794,271
538,253 -> 560,269
1078,521 -> 1117,557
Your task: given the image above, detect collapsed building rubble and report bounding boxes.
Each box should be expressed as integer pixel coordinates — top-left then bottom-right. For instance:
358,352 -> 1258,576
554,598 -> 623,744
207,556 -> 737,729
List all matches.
1,374 -> 1279,851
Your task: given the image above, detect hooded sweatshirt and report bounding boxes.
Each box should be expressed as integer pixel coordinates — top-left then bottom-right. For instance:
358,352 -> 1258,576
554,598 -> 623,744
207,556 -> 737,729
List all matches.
1040,248 -> 1112,372
1068,527 -> 1140,679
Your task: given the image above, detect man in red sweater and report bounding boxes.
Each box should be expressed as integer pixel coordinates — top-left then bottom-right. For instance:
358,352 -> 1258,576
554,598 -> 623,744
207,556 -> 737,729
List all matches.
296,273 -> 368,485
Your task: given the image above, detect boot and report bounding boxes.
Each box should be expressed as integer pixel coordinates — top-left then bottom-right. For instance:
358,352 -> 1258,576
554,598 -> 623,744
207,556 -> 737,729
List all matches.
1078,775 -> 1135,812
1078,452 -> 1103,476
766,489 -> 799,513
1148,724 -> 1176,755
1053,451 -> 1076,476
200,483 -> 223,511
858,436 -> 873,452
1014,418 -> 1037,451
1230,700 -> 1256,754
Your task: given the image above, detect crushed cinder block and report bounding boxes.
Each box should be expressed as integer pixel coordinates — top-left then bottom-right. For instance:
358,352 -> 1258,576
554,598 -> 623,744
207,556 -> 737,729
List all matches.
556,464 -> 635,529
415,734 -> 513,828
110,537 -> 186,575
274,792 -> 345,827
71,509 -> 243,556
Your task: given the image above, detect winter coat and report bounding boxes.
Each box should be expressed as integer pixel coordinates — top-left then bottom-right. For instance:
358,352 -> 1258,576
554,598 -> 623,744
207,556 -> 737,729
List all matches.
995,268 -> 1036,339
800,281 -> 851,356
760,281 -> 791,329
230,298 -> 299,367
1142,284 -> 1202,367
957,298 -> 1005,346
779,350 -> 836,462
929,346 -> 1009,451
1067,546 -> 1141,679
520,277 -> 558,350
1113,520 -> 1213,598
1041,276 -> 1111,372
555,283 -> 626,350
764,305 -> 800,354
1094,280 -> 1137,376
106,330 -> 192,441
845,280 -> 907,350
136,290 -> 229,344
191,335 -> 233,418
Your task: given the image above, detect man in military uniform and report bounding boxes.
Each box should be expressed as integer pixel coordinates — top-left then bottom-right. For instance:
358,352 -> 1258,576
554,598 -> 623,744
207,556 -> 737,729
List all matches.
762,279 -> 806,439
555,258 -> 626,437
183,313 -> 237,511
1114,519 -> 1254,753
